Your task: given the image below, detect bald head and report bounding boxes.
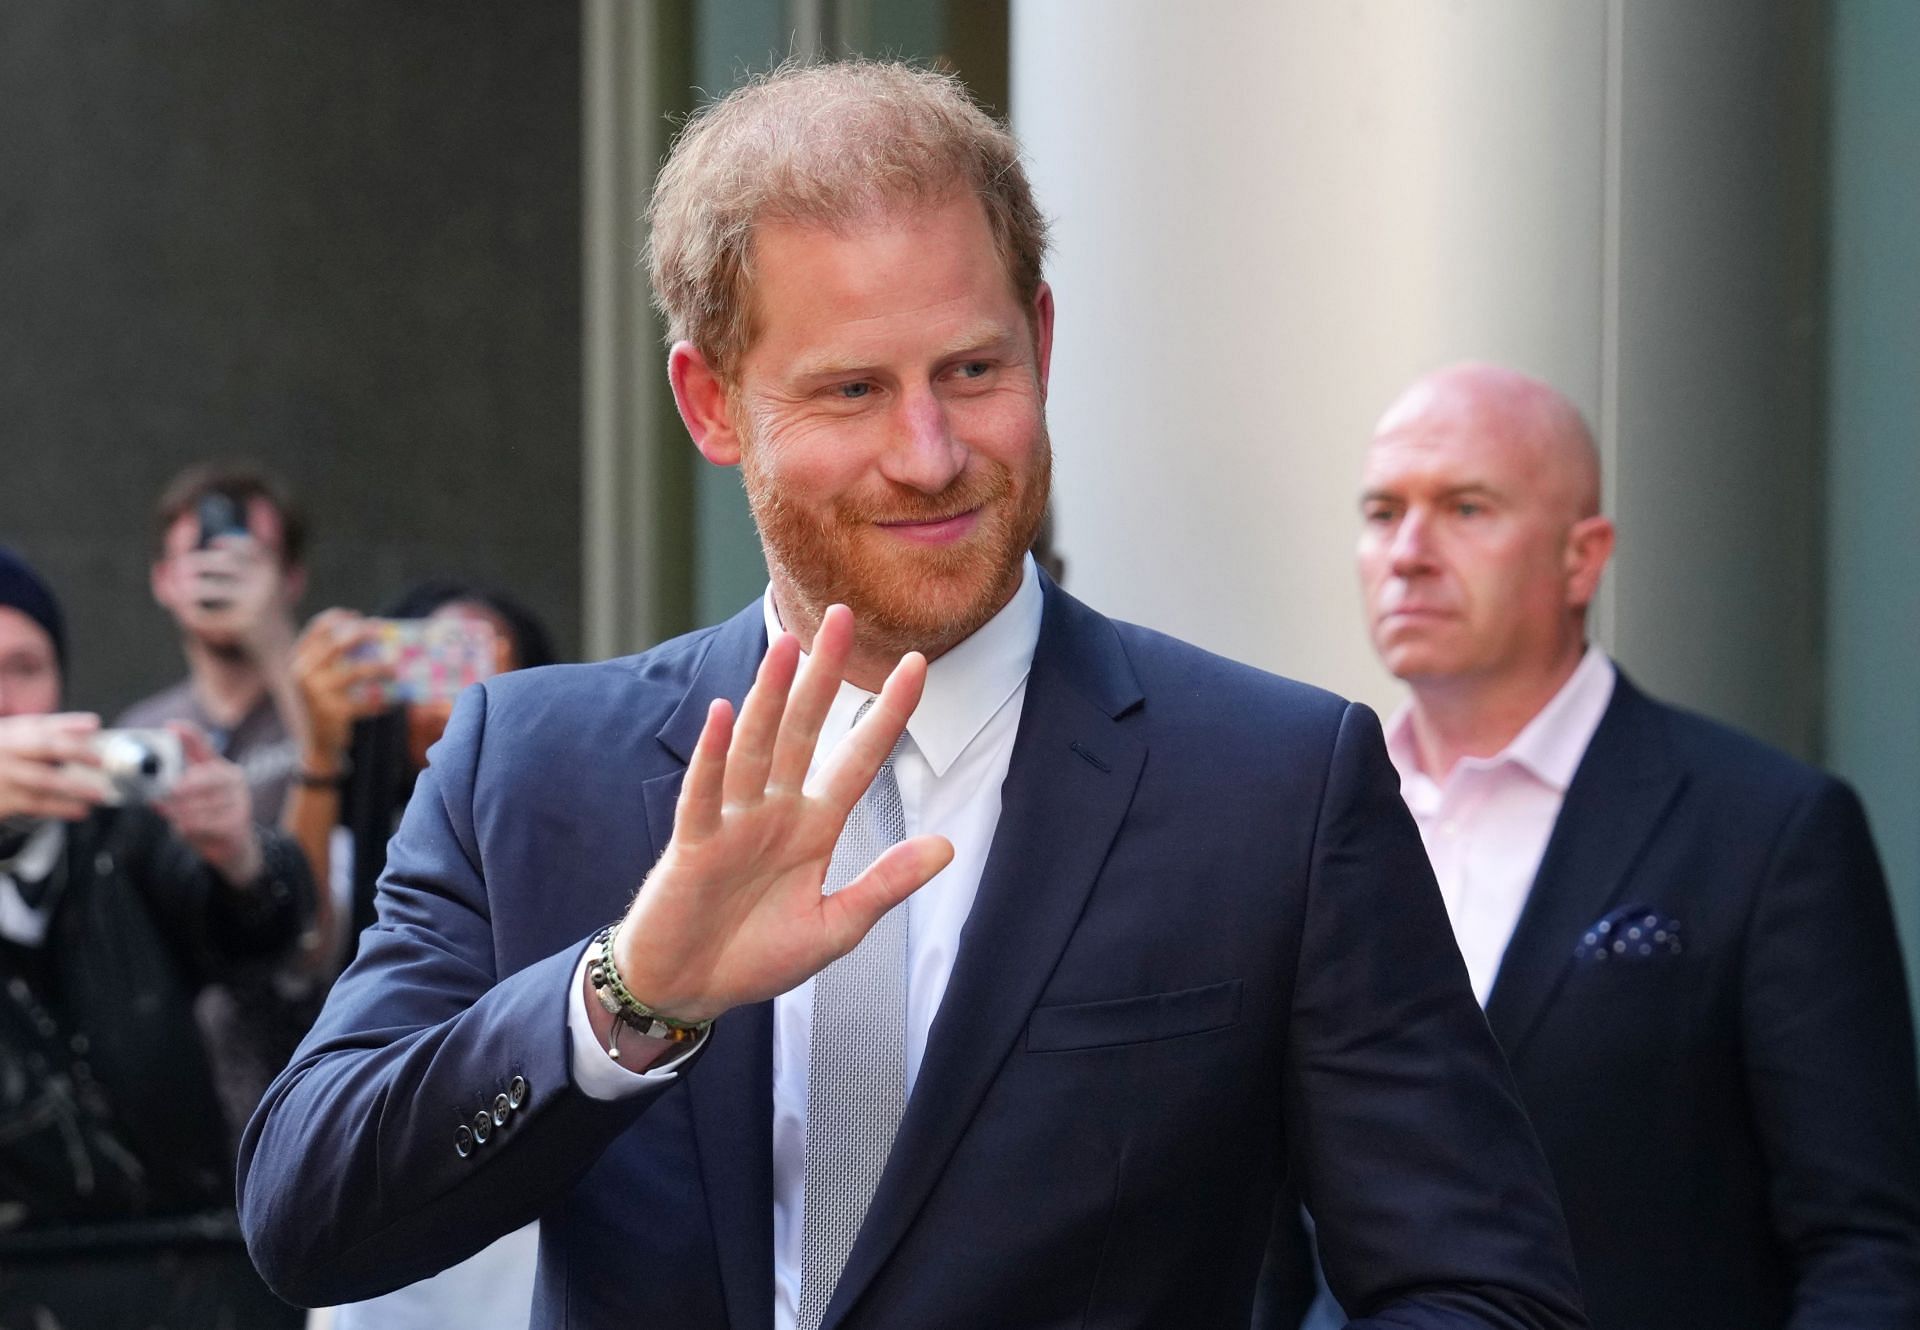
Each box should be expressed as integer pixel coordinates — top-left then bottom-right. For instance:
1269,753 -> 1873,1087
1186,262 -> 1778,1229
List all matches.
1357,362 -> 1616,711
1374,363 -> 1601,521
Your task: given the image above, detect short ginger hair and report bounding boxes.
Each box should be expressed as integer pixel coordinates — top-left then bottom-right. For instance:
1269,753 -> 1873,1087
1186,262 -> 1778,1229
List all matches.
646,59 -> 1049,382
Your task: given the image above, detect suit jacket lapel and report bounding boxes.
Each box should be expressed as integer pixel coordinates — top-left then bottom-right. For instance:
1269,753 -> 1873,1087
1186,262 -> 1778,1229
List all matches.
1483,675 -> 1685,1063
823,583 -> 1147,1329
644,602 -> 775,1330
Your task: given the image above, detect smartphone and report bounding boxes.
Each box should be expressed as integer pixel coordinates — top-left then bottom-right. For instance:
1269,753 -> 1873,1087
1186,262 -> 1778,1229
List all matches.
350,618 -> 499,706
195,492 -> 251,548
193,492 -> 251,611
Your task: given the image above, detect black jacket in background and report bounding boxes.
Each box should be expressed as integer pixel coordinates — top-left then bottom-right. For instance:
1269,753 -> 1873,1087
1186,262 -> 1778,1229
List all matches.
0,804 -> 311,1238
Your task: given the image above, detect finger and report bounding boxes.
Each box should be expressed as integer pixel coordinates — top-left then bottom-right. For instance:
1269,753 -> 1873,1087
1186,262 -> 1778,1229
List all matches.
21,714 -> 103,766
170,724 -> 218,765
16,792 -> 98,822
818,834 -> 954,957
721,633 -> 800,806
767,604 -> 854,791
25,767 -> 113,809
164,766 -> 220,802
674,698 -> 734,840
816,651 -> 927,813
300,619 -> 366,672
29,732 -> 104,769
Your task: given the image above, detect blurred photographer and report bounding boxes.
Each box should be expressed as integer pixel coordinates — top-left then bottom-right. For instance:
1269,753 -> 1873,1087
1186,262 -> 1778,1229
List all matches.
119,465 -> 320,1153
0,547 -> 313,1329
120,464 -> 308,822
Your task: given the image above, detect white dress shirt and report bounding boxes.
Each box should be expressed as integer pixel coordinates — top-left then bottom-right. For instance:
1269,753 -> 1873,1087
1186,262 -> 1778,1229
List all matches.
1383,646 -> 1616,1005
568,556 -> 1043,1330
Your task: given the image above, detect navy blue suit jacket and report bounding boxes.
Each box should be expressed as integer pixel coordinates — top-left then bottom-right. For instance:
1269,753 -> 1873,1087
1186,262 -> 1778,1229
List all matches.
240,582 -> 1586,1328
1485,677 -> 1920,1329
1266,674 -> 1920,1330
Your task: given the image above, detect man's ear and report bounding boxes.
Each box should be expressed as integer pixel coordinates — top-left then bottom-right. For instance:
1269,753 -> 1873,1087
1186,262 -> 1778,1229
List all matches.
1564,514 -> 1616,610
668,342 -> 742,467
1031,282 -> 1056,397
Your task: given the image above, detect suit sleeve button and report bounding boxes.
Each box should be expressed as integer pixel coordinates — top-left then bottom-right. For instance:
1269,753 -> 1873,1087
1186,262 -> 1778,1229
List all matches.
508,1076 -> 528,1109
471,1111 -> 493,1144
493,1093 -> 512,1127
455,1125 -> 474,1158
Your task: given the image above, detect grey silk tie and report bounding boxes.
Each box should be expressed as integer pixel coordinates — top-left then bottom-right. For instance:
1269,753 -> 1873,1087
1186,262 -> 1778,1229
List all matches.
797,704 -> 909,1330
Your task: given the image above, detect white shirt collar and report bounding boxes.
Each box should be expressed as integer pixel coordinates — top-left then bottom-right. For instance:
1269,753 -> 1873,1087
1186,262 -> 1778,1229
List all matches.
0,818 -> 65,884
761,555 -> 1044,778
1386,645 -> 1618,794
0,819 -> 66,947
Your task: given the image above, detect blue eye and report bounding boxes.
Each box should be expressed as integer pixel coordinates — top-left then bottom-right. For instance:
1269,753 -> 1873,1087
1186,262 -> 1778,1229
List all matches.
958,361 -> 990,378
836,382 -> 872,400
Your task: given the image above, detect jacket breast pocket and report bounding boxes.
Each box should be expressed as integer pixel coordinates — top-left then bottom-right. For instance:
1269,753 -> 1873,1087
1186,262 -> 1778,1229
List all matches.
1025,979 -> 1243,1053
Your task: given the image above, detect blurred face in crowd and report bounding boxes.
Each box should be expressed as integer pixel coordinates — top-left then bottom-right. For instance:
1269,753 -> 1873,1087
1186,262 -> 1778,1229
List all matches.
672,192 -> 1054,661
1356,367 -> 1613,697
0,609 -> 60,718
151,496 -> 305,652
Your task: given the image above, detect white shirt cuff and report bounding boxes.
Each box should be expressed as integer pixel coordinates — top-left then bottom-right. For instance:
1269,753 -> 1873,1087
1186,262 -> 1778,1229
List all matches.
568,943 -> 704,1100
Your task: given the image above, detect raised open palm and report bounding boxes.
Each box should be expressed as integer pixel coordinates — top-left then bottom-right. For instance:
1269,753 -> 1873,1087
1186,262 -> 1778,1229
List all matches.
609,605 -> 955,1024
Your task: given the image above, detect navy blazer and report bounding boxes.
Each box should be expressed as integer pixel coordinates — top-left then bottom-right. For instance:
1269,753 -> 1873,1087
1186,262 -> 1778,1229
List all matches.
1486,676 -> 1920,1329
1267,673 -> 1920,1330
239,582 -> 1586,1328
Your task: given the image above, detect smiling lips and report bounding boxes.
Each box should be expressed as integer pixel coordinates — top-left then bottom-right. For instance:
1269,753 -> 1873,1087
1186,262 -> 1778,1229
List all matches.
876,508 -> 982,545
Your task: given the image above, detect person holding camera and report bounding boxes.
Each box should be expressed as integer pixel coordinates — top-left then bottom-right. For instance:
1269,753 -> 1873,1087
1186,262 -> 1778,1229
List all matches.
0,546 -> 315,1330
119,465 -> 309,823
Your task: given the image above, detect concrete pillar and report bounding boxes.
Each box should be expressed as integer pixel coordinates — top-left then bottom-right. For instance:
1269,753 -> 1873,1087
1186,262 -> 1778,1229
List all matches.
1012,0 -> 1821,751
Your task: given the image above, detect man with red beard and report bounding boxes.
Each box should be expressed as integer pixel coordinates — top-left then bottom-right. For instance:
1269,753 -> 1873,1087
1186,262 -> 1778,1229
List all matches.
240,62 -> 1587,1330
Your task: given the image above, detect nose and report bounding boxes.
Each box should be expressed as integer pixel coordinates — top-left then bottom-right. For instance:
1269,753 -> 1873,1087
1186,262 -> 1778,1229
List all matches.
1387,508 -> 1438,578
880,386 -> 967,495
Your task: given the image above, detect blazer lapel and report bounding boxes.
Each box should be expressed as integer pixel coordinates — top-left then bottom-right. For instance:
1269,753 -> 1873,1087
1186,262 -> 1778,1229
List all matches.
642,603 -> 774,1330
823,584 -> 1147,1329
1483,675 -> 1685,1062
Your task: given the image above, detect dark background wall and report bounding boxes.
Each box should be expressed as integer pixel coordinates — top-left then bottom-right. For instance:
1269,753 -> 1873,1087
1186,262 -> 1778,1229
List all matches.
0,1 -> 583,712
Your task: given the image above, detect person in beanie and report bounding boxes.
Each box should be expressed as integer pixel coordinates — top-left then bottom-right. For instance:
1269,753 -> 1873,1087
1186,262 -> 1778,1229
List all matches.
0,546 -> 316,1330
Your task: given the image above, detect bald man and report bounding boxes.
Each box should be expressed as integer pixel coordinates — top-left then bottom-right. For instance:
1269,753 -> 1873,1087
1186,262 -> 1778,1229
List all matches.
1275,363 -> 1920,1330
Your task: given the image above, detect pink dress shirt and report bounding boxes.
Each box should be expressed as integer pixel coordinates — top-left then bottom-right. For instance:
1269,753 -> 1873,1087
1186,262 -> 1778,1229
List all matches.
1383,647 -> 1617,1005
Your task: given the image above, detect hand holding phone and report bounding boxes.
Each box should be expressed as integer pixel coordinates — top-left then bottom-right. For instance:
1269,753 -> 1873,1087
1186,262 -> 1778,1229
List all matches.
193,493 -> 253,612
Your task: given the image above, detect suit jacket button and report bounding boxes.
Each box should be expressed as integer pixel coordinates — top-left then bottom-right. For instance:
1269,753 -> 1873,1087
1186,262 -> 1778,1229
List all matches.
492,1093 -> 512,1127
455,1125 -> 474,1158
471,1111 -> 493,1145
508,1076 -> 528,1109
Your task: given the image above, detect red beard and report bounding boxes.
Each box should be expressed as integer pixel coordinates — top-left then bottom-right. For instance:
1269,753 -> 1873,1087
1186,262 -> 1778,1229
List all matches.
742,432 -> 1052,660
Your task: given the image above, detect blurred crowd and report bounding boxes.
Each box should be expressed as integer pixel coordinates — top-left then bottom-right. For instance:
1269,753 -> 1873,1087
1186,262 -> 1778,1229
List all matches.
0,465 -> 555,1329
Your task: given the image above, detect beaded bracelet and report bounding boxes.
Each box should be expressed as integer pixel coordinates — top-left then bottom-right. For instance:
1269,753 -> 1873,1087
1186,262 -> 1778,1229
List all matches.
586,924 -> 712,1059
